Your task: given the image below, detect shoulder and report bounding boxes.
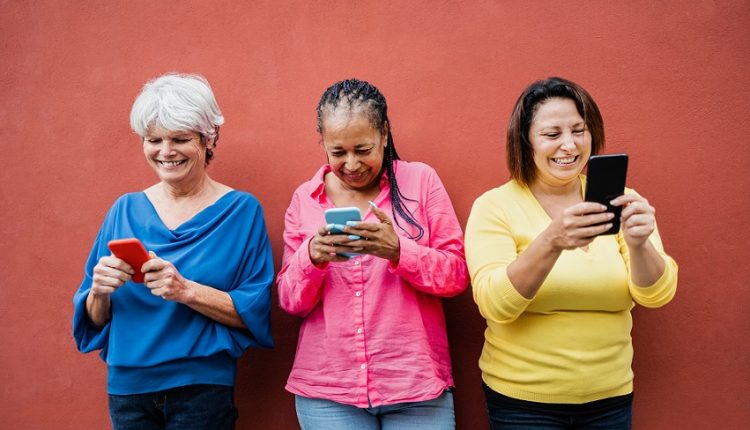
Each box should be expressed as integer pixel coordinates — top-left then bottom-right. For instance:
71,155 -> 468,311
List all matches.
394,159 -> 437,176
473,180 -> 526,206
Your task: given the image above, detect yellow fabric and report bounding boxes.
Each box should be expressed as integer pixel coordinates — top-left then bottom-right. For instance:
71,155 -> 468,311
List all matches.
465,178 -> 677,404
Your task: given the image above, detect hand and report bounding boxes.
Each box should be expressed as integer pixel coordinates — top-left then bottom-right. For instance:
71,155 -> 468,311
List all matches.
91,255 -> 134,297
308,226 -> 360,265
611,194 -> 656,248
544,202 -> 614,251
142,251 -> 194,302
343,205 -> 401,263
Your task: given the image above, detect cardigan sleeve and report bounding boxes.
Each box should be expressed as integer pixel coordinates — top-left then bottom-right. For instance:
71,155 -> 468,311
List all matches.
465,191 -> 532,324
616,190 -> 678,308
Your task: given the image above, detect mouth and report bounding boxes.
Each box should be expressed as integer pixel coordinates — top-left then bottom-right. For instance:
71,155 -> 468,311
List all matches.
343,170 -> 368,181
157,160 -> 187,168
551,156 -> 578,166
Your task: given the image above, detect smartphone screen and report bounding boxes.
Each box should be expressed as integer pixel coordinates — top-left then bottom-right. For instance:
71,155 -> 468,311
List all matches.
584,154 -> 628,235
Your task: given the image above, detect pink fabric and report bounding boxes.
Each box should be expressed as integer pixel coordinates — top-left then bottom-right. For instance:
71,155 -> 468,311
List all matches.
277,160 -> 469,407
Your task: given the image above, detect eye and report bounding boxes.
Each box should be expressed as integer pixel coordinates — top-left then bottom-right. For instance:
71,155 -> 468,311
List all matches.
146,138 -> 162,144
173,138 -> 190,144
356,148 -> 373,154
330,151 -> 345,157
573,129 -> 586,135
544,133 -> 560,139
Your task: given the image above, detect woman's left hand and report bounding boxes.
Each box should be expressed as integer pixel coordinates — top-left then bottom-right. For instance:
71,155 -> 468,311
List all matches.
611,194 -> 656,248
142,251 -> 195,303
344,205 -> 401,264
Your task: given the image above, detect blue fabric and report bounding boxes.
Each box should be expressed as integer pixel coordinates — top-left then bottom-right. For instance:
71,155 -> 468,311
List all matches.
108,384 -> 237,430
483,384 -> 632,430
73,191 -> 274,395
295,391 -> 455,430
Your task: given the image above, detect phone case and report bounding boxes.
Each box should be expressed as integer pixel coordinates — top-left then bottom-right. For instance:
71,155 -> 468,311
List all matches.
584,154 -> 628,235
324,207 -> 362,256
107,238 -> 151,283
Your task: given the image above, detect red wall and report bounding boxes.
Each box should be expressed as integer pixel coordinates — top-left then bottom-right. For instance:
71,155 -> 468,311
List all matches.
1,1 -> 748,428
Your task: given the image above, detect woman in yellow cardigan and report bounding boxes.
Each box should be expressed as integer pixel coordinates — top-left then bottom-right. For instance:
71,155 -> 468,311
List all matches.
465,77 -> 677,429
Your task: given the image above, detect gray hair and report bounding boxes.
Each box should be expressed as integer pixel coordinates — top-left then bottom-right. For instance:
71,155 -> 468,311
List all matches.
130,73 -> 224,140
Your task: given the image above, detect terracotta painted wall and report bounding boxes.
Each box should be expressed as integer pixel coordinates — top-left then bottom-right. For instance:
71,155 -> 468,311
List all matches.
1,1 -> 748,428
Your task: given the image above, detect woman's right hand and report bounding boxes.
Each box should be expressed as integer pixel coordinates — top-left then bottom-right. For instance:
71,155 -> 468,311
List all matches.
309,225 -> 361,265
544,202 -> 615,250
90,255 -> 134,297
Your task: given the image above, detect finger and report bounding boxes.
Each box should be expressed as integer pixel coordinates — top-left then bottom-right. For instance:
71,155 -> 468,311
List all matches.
610,194 -> 644,207
99,255 -> 135,275
141,257 -> 167,273
568,202 -> 608,216
345,221 -> 382,233
94,264 -> 133,283
369,203 -> 393,225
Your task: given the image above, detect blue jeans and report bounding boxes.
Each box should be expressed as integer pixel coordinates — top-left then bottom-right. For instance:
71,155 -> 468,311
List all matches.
295,390 -> 455,430
108,384 -> 237,430
483,384 -> 632,430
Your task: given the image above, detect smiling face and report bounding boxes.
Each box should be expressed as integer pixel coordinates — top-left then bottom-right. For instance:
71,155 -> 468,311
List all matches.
527,97 -> 592,190
320,108 -> 387,193
142,124 -> 212,187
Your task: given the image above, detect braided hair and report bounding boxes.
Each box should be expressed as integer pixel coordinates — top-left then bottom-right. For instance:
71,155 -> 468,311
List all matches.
317,78 -> 424,240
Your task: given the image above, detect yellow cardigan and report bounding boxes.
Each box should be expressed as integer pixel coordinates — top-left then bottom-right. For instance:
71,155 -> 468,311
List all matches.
465,178 -> 678,404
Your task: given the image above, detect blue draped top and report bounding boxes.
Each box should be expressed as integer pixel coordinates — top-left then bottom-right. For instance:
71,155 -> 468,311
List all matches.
73,191 -> 274,395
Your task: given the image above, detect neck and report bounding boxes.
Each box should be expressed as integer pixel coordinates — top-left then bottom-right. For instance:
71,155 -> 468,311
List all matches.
160,174 -> 215,200
529,176 -> 582,199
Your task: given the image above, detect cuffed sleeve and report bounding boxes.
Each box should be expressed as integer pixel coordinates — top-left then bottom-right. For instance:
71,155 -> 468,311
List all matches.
465,190 -> 532,323
277,194 -> 328,317
387,170 -> 468,297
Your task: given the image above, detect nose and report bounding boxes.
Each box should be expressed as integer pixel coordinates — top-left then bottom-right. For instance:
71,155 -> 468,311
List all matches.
159,141 -> 176,157
344,153 -> 359,170
561,132 -> 576,150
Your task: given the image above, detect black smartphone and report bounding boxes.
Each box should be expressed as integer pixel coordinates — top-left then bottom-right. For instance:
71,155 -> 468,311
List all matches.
584,154 -> 628,235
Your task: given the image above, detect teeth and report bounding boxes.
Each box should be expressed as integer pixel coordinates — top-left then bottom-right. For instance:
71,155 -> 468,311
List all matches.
160,161 -> 184,167
553,156 -> 576,164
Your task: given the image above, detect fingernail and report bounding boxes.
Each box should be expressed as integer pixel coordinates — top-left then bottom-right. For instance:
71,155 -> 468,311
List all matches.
348,234 -> 361,240
608,213 -> 615,219
326,223 -> 334,230
368,201 -> 378,209
345,221 -> 359,227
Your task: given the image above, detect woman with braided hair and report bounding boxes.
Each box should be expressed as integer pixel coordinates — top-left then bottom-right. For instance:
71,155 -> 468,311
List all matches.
277,78 -> 468,429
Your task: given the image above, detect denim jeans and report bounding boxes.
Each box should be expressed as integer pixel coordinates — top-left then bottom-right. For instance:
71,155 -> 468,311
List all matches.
295,390 -> 455,430
483,384 -> 632,430
108,384 -> 238,430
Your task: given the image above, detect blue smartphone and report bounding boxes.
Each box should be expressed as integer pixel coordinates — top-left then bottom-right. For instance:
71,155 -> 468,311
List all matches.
324,207 -> 362,257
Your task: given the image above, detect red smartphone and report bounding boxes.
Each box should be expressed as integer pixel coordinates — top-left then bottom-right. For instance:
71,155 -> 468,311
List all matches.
107,238 -> 152,283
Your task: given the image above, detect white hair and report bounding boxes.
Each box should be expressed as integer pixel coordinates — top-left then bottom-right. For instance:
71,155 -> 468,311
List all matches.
129,73 -> 224,138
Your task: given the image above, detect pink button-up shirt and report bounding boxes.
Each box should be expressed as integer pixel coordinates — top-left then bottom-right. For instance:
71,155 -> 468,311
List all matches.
277,160 -> 469,407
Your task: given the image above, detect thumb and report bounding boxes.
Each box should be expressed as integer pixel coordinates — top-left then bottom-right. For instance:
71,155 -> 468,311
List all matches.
148,250 -> 158,259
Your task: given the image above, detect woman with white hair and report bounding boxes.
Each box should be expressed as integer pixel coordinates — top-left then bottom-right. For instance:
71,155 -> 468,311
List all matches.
73,73 -> 274,430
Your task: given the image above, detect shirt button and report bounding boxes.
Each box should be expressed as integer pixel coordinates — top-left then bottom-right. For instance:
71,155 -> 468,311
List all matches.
354,260 -> 361,266
360,364 -> 366,369
355,291 -> 361,297
356,328 -> 363,334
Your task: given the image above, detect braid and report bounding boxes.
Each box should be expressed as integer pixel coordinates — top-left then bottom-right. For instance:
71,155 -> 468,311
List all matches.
317,78 -> 424,240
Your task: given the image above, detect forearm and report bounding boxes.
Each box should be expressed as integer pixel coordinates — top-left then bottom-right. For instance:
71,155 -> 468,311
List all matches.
184,281 -> 245,328
506,231 -> 562,299
85,292 -> 111,328
391,238 -> 468,297
627,240 -> 666,287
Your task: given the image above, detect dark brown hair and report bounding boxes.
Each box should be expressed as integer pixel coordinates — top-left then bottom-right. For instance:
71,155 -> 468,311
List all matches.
506,77 -> 605,186
317,78 -> 424,240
